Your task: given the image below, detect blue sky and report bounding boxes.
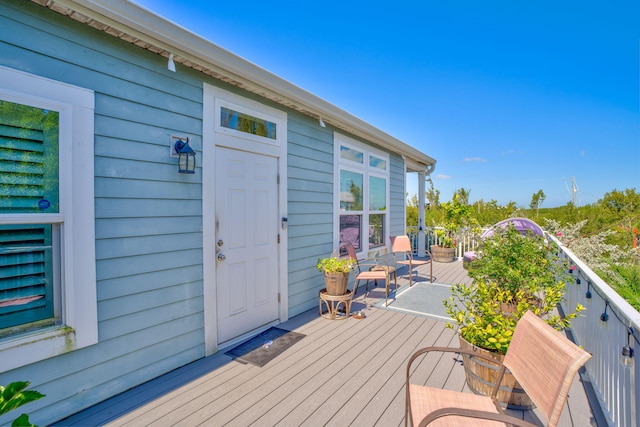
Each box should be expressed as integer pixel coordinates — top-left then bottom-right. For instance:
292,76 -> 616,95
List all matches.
136,0 -> 639,208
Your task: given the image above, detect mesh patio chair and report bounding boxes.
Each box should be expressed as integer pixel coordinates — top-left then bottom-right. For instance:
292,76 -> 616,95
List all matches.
344,243 -> 395,306
405,310 -> 591,427
390,235 -> 432,286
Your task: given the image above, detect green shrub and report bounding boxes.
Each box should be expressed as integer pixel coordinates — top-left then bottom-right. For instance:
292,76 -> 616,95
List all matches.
0,382 -> 44,427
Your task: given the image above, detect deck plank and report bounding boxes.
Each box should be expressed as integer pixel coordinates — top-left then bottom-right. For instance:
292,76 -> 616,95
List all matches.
56,258 -> 598,427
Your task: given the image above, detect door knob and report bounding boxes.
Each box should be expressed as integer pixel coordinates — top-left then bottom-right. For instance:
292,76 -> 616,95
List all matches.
217,253 -> 226,261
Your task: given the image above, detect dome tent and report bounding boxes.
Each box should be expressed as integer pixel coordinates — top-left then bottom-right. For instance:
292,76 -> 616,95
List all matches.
464,218 -> 545,269
480,217 -> 544,239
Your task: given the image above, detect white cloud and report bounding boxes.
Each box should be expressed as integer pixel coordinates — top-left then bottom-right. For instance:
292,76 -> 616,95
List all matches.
463,157 -> 487,163
435,174 -> 452,180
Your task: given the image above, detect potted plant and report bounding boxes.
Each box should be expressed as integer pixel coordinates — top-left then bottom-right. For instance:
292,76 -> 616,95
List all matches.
444,224 -> 585,408
431,195 -> 479,262
316,256 -> 353,296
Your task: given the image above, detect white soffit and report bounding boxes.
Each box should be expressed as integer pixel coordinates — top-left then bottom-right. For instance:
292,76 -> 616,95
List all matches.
29,0 -> 436,170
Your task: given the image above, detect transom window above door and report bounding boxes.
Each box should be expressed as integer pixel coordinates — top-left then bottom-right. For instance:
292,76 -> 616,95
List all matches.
335,134 -> 389,256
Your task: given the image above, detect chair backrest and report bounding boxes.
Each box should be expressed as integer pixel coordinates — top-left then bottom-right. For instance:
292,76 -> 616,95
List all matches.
343,243 -> 359,266
390,235 -> 414,263
503,311 -> 591,427
390,235 -> 412,253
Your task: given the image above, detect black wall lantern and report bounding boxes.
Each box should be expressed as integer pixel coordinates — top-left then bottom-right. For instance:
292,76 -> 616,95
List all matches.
174,137 -> 196,174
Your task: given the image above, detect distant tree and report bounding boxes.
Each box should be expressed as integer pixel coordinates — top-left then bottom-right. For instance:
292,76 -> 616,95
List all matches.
426,178 -> 440,208
600,188 -> 640,217
454,187 -> 472,205
530,189 -> 546,218
473,199 -> 508,226
406,193 -> 418,227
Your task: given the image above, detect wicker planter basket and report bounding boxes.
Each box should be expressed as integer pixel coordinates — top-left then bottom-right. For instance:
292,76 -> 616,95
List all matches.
458,336 -> 535,410
324,271 -> 350,296
431,245 -> 455,263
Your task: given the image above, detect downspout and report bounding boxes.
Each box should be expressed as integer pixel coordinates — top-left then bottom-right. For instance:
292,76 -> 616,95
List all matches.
417,164 -> 435,257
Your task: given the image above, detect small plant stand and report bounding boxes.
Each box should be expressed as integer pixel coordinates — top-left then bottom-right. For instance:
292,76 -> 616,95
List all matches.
319,289 -> 352,320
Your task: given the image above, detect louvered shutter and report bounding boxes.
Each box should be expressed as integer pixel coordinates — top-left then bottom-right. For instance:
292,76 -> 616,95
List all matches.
0,101 -> 58,329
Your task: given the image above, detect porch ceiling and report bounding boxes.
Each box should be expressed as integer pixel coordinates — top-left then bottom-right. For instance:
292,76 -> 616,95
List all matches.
29,0 -> 436,172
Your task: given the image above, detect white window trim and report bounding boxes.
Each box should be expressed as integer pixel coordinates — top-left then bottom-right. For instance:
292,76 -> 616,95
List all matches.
0,66 -> 97,371
334,133 -> 390,257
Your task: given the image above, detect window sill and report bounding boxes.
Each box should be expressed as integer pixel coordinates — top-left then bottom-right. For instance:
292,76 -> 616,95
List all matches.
0,325 -> 90,372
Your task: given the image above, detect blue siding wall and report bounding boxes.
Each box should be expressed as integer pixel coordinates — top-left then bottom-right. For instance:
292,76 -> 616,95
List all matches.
0,0 -> 410,424
286,114 -> 334,316
389,153 -> 406,237
0,1 -> 206,423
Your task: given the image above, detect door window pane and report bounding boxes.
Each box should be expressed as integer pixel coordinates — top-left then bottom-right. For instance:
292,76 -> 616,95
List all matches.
220,106 -> 276,139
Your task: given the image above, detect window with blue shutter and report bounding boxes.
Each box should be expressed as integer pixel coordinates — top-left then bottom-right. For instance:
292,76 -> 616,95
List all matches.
0,100 -> 59,333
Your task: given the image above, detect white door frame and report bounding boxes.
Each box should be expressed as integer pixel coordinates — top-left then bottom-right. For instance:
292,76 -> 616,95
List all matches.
202,84 -> 288,355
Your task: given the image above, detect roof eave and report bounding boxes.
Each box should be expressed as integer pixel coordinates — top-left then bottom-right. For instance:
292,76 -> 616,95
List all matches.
30,0 -> 436,169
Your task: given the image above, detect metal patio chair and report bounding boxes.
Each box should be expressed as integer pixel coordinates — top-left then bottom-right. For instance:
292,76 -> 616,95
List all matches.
390,235 -> 432,286
405,310 -> 591,427
343,243 -> 395,306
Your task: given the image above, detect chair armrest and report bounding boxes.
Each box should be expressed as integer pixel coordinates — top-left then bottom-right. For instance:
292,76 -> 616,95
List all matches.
417,407 -> 539,427
358,257 -> 391,268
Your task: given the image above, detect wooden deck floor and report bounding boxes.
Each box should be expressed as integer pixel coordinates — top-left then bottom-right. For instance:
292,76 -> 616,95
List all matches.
58,260 -> 599,426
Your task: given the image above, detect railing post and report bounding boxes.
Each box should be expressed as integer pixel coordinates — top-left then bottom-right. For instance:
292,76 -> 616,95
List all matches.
417,171 -> 426,257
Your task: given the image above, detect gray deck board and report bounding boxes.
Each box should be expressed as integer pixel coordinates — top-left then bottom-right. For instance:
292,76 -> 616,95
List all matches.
57,259 -> 600,427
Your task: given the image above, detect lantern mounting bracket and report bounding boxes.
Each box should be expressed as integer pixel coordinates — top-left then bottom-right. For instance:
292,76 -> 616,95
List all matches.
170,135 -> 188,157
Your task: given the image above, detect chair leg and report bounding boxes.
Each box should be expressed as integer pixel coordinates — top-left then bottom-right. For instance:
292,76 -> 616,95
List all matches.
408,262 -> 413,286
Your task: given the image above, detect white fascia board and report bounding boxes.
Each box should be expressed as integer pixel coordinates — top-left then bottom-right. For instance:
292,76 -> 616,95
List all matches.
41,0 -> 436,168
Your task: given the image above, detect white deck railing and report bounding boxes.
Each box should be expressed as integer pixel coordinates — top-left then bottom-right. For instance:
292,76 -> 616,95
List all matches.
408,226 -> 639,426
551,233 -> 639,427
407,226 -> 481,258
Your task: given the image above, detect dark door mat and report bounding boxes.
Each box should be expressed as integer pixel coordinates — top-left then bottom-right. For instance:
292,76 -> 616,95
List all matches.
224,327 -> 305,367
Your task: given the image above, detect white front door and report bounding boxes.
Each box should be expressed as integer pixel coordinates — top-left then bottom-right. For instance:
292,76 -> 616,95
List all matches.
215,146 -> 280,343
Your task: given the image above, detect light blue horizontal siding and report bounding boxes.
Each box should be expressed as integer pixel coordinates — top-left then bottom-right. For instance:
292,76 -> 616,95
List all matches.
0,1 -> 209,424
286,113 -> 335,316
95,217 -> 203,239
389,153 -> 406,237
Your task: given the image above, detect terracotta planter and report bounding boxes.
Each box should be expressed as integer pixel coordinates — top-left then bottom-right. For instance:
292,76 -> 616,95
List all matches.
458,336 -> 535,410
431,245 -> 455,263
324,271 -> 350,296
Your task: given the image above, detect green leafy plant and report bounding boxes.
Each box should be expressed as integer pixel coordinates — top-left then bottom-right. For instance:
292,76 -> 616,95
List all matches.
445,224 -> 585,354
316,257 -> 353,273
0,381 -> 45,427
468,224 -> 569,302
445,279 -> 584,354
434,194 -> 479,248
